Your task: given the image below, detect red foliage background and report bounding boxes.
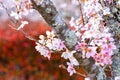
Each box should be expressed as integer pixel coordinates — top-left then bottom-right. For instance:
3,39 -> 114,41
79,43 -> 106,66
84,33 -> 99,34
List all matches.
0,20 -> 78,80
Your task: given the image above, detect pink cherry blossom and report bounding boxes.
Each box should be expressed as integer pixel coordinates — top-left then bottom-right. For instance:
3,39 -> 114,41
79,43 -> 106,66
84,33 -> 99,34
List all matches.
61,50 -> 76,59
75,42 -> 87,50
51,38 -> 66,51
46,31 -> 55,39
35,43 -> 51,60
67,62 -> 76,76
94,51 -> 112,66
102,33 -> 114,42
86,47 -> 97,58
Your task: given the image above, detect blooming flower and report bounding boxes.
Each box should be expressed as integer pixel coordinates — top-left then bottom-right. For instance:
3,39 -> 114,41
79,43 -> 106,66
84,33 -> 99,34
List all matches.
75,42 -> 87,50
68,0 -> 116,66
51,38 -> 65,51
46,38 -> 66,51
46,39 -> 53,49
102,33 -> 114,42
108,43 -> 116,49
86,47 -> 97,58
38,30 -> 66,52
35,43 -> 51,60
94,51 -> 112,66
67,62 -> 76,76
83,0 -> 103,18
46,31 -> 55,39
61,50 -> 76,59
10,11 -> 22,20
82,30 -> 97,39
11,0 -> 32,20
61,49 -> 79,66
69,57 -> 79,66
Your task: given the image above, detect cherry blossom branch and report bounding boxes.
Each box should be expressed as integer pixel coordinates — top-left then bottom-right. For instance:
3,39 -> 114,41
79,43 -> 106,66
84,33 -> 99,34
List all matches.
9,24 -> 37,42
1,0 -> 119,79
30,1 -> 103,79
0,2 -> 37,42
31,0 -> 78,49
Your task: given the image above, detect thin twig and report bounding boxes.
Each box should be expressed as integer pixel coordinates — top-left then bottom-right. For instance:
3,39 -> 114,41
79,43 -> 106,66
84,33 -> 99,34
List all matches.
77,0 -> 85,25
1,2 -> 37,42
59,64 -> 86,77
0,2 -> 10,17
8,24 -> 37,42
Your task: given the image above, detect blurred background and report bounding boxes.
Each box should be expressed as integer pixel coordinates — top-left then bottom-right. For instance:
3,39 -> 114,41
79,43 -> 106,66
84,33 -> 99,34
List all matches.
0,0 -> 84,80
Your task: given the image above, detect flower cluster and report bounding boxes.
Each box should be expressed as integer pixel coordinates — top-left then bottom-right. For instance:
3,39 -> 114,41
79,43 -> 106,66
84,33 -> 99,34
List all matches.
35,0 -> 117,76
0,21 -> 76,80
61,50 -> 79,76
69,0 -> 116,66
67,62 -> 76,76
9,0 -> 32,30
5,0 -> 118,77
35,31 -> 66,59
10,0 -> 33,20
35,31 -> 79,75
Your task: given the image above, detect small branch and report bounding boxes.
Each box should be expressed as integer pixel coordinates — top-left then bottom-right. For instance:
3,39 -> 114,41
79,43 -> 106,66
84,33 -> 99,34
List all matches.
0,2 -> 10,17
1,2 -> 37,42
59,64 -> 86,77
76,71 -> 86,77
77,0 -> 85,25
8,24 -> 37,42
